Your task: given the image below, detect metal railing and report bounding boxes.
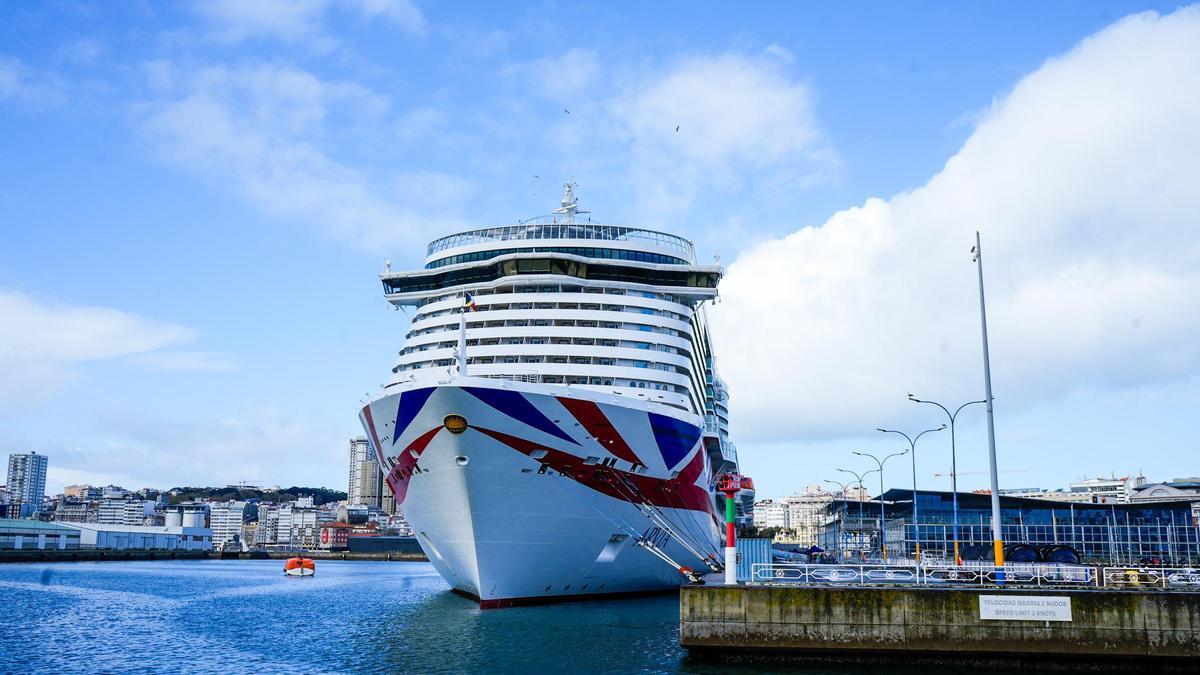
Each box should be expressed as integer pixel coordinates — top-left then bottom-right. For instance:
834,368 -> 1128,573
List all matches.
1101,566 -> 1200,589
427,221 -> 696,260
922,563 -> 1096,586
749,562 -> 1200,590
752,563 -> 921,585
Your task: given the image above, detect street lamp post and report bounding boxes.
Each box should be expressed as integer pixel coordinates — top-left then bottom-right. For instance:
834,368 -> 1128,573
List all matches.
972,231 -> 1005,576
833,469 -> 878,561
852,450 -> 908,562
908,395 -> 986,564
877,425 -> 945,562
823,478 -> 854,498
822,479 -> 854,561
835,467 -> 878,524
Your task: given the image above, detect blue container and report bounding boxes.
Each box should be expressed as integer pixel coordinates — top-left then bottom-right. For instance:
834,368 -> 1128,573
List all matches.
736,538 -> 773,581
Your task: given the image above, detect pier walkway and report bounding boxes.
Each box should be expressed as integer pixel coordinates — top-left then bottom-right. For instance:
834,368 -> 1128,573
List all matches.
681,570 -> 1200,668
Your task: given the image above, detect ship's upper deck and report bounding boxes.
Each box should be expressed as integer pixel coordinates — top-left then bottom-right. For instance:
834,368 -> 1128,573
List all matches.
426,219 -> 696,264
424,182 -> 696,266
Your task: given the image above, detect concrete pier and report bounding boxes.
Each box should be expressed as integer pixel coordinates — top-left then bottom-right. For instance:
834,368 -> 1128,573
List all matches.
681,584 -> 1200,667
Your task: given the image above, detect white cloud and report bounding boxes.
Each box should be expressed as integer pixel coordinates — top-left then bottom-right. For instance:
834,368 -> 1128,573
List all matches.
123,351 -> 236,371
351,0 -> 425,34
136,62 -> 469,249
501,48 -> 601,100
763,44 -> 795,64
0,56 -> 67,107
54,38 -> 105,66
711,8 -> 1200,443
195,0 -> 425,43
394,106 -> 446,141
391,170 -> 472,208
612,53 -> 839,216
446,26 -> 509,58
196,0 -> 328,42
34,405 -> 346,490
0,290 -> 219,405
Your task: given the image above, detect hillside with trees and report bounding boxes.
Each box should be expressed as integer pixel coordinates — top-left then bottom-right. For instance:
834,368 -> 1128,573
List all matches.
166,486 -> 347,505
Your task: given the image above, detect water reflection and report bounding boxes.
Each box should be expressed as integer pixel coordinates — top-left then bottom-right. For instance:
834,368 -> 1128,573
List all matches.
1,560 -> 953,674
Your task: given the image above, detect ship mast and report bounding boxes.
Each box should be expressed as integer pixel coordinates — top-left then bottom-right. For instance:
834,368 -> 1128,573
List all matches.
456,299 -> 468,377
553,181 -> 590,222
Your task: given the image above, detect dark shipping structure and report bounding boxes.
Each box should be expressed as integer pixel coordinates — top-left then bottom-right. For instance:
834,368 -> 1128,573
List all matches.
820,489 -> 1200,564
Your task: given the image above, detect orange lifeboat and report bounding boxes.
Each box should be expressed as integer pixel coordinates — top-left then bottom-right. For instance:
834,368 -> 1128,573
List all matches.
283,556 -> 315,577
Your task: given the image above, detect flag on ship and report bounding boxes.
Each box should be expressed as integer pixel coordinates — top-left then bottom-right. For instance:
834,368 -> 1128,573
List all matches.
463,292 -> 478,311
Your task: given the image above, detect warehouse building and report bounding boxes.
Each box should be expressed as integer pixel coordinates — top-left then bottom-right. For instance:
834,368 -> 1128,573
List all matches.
64,523 -> 212,551
0,518 -> 81,550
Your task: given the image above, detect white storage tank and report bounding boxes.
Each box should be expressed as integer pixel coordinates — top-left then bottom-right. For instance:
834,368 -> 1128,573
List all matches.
181,509 -> 205,528
164,510 -> 183,528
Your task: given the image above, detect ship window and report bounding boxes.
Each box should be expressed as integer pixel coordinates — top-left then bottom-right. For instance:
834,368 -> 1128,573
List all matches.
386,259 -> 715,295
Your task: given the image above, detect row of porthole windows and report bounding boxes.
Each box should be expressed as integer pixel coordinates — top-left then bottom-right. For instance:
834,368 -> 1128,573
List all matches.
396,360 -> 686,391
400,338 -> 687,361
383,259 -> 718,295
398,352 -> 689,375
418,302 -> 690,323
398,330 -> 707,391
420,285 -> 689,307
397,353 -> 689,374
405,319 -> 690,342
425,246 -> 688,269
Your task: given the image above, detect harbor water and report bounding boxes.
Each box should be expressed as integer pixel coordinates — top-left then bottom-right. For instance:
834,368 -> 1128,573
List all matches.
1,560 -> 932,674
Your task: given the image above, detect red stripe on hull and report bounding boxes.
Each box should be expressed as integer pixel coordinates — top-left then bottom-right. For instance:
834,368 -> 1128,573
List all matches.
385,426 -> 442,505
361,405 -> 388,469
473,425 -> 714,515
555,397 -> 641,466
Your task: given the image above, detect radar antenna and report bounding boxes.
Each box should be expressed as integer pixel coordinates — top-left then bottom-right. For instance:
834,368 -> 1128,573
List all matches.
553,181 -> 591,220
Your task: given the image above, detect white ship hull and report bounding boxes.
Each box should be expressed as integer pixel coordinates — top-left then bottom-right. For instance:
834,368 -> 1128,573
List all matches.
360,378 -> 724,607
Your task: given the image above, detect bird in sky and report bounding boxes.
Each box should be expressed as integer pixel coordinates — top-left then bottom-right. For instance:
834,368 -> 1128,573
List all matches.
533,174 -> 540,179
675,125 -> 680,132
563,108 -> 570,114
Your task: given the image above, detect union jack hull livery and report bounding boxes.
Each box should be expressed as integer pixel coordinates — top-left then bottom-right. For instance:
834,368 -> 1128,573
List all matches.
360,379 -> 728,605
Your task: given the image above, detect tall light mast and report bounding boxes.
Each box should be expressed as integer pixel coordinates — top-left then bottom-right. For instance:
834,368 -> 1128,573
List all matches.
972,232 -> 1005,575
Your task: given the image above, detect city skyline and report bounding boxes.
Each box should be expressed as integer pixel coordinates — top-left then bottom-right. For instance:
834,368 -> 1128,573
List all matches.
2,2 -> 1199,499
11,446 -> 1191,508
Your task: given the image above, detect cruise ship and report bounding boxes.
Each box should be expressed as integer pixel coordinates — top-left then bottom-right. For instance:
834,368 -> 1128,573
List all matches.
358,184 -> 750,607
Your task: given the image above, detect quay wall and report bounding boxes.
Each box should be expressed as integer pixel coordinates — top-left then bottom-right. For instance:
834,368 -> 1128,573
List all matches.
0,549 -> 210,563
0,550 -> 428,563
252,550 -> 427,562
681,584 -> 1200,663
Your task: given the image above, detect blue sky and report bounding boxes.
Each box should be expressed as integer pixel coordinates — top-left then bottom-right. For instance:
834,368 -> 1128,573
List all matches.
2,1 -> 1197,499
